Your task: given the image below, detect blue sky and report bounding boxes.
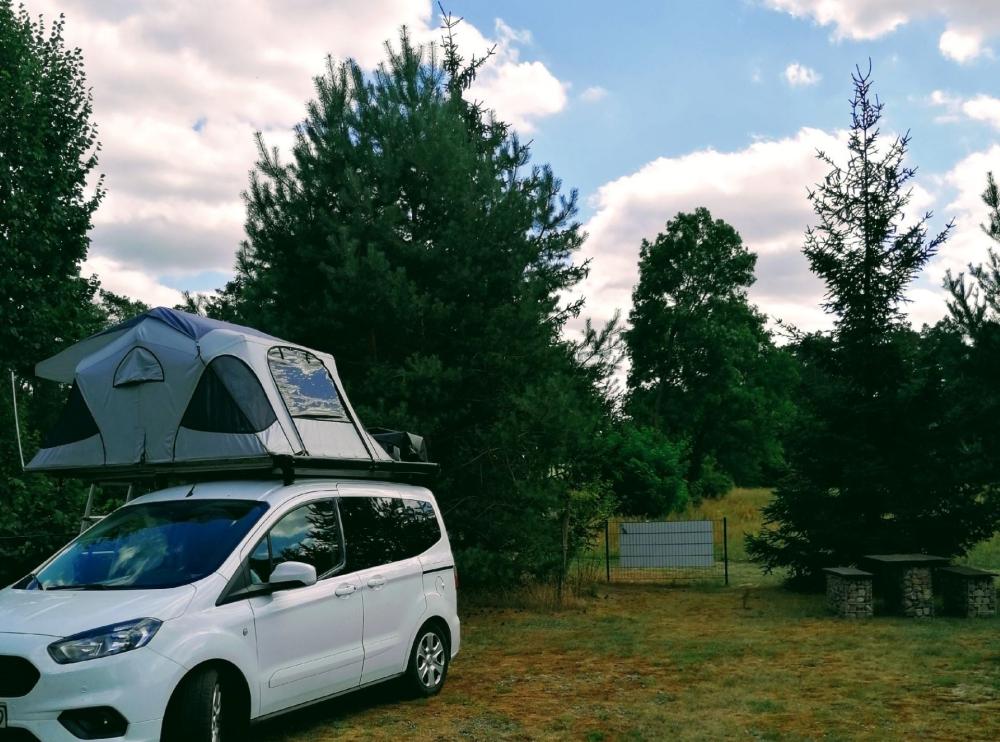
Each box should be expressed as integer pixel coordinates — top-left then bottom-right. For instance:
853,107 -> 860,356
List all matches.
460,0 -> 996,198
31,0 -> 1000,333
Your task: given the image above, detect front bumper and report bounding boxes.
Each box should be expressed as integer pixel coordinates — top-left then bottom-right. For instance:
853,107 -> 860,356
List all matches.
0,632 -> 185,741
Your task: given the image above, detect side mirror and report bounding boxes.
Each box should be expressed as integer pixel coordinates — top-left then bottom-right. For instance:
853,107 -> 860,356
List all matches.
268,561 -> 317,590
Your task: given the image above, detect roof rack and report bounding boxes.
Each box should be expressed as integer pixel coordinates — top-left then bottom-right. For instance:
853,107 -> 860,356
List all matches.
46,455 -> 439,488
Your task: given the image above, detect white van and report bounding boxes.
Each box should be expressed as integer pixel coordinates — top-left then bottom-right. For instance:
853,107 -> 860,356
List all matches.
0,479 -> 460,741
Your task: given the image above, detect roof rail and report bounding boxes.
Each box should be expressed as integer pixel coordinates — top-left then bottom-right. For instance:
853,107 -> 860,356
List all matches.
43,455 -> 439,488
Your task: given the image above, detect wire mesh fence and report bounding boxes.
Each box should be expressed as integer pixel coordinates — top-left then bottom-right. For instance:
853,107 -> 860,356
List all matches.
577,517 -> 729,585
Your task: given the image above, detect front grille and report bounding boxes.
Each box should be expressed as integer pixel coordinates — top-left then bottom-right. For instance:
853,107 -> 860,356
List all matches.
0,729 -> 41,742
0,656 -> 40,697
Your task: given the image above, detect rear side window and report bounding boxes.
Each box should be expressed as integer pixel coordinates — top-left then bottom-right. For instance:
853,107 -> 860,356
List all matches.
339,496 -> 442,572
248,500 -> 344,582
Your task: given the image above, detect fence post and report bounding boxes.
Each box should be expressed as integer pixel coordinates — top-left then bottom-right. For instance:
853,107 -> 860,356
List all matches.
723,517 -> 729,586
605,519 -> 611,583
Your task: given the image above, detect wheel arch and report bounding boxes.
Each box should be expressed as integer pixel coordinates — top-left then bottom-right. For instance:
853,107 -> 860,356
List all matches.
164,658 -> 252,726
413,614 -> 451,654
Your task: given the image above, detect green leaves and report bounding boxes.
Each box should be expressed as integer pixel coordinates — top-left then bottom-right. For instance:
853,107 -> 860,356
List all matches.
0,2 -> 110,584
624,208 -> 792,495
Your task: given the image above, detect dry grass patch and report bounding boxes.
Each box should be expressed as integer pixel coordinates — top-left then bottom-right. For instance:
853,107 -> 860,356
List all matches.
253,582 -> 999,741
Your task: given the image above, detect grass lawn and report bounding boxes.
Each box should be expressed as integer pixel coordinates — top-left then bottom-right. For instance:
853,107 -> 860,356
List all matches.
253,489 -> 999,741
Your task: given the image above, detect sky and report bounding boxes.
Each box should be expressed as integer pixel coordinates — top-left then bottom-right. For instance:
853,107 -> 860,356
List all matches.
27,0 -> 1000,336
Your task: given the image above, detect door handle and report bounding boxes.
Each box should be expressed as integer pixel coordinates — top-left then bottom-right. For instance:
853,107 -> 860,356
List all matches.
334,583 -> 357,597
367,576 -> 386,589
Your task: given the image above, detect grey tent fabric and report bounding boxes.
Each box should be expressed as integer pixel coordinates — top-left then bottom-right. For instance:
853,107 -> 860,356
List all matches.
27,308 -> 392,472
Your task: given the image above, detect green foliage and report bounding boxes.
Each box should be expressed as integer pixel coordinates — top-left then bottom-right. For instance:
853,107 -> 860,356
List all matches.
0,3 -> 109,584
624,207 -> 795,492
595,424 -> 687,517
98,290 -> 149,326
210,19 -> 612,587
0,2 -> 104,371
746,66 -> 1000,585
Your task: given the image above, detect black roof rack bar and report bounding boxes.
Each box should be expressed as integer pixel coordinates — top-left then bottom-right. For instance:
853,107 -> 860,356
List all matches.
39,455 -> 440,486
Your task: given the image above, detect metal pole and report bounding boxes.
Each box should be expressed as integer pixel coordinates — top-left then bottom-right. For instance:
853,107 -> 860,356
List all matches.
605,519 -> 611,583
81,484 -> 96,533
10,371 -> 25,470
723,517 -> 729,586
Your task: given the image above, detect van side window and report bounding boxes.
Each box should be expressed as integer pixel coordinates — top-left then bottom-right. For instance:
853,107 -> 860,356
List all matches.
249,500 -> 344,582
401,499 -> 441,555
339,496 -> 442,572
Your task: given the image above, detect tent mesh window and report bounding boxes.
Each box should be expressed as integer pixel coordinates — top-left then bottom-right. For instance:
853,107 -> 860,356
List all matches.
181,356 -> 278,434
42,382 -> 100,447
113,346 -> 165,387
267,347 -> 347,420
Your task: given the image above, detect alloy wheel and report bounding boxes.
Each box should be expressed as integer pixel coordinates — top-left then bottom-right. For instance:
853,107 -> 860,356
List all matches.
210,681 -> 223,742
415,631 -> 446,689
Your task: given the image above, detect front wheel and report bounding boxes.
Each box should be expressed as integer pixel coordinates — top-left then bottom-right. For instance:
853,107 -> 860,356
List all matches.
404,624 -> 449,697
162,667 -> 242,742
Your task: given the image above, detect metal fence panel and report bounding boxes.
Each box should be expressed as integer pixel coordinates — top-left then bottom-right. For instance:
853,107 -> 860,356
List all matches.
596,517 -> 728,584
619,520 -> 714,567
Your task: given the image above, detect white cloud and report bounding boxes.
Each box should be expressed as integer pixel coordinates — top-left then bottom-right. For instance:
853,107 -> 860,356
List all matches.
961,95 -> 1000,130
927,145 -> 1000,284
763,1 -> 999,62
570,127 -> 953,340
570,128 -> 848,335
463,20 -> 568,132
784,62 -> 821,86
929,91 -> 1000,130
83,256 -> 184,308
580,86 -> 609,103
938,27 -> 986,63
28,1 -> 568,306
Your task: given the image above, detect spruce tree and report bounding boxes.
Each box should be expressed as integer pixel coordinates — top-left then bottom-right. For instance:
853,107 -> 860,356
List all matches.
746,66 -> 983,583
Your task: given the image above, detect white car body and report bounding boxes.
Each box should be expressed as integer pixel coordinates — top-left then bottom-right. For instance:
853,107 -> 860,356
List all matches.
0,479 -> 460,741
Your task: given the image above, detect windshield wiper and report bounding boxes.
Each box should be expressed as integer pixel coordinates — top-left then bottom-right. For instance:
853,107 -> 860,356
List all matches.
47,583 -> 113,591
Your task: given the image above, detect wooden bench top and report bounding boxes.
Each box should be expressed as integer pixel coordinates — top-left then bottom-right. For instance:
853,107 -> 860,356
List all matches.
938,565 -> 998,578
823,567 -> 873,577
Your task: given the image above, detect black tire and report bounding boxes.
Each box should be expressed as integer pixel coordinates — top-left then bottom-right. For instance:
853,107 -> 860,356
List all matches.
404,623 -> 450,697
162,666 -> 243,742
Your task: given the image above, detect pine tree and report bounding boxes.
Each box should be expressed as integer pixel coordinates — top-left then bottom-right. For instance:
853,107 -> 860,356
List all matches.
216,16 -> 614,585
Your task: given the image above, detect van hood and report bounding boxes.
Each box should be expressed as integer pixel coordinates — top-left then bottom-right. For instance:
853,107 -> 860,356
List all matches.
0,585 -> 196,638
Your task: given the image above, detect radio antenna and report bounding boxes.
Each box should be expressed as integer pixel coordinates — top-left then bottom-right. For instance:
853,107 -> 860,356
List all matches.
10,370 -> 25,470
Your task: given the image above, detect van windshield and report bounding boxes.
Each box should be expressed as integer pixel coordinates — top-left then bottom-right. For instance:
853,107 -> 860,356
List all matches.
29,499 -> 268,591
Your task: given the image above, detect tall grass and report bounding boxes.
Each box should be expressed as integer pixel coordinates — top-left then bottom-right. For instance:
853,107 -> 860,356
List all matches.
680,486 -> 771,562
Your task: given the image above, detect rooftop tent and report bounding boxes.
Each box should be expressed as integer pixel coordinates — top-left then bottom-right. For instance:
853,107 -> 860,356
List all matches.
27,308 -> 397,477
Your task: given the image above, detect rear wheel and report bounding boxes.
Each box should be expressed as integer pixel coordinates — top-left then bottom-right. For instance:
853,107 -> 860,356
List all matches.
163,667 -> 243,742
404,624 -> 449,697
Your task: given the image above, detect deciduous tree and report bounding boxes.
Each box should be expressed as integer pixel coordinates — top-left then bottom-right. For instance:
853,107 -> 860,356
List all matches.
624,208 -> 794,497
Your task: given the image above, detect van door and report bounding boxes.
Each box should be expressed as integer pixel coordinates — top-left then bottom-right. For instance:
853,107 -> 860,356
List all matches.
338,494 -> 432,684
248,499 -> 364,716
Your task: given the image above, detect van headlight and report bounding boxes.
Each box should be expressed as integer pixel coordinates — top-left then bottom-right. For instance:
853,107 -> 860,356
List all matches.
48,618 -> 162,664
